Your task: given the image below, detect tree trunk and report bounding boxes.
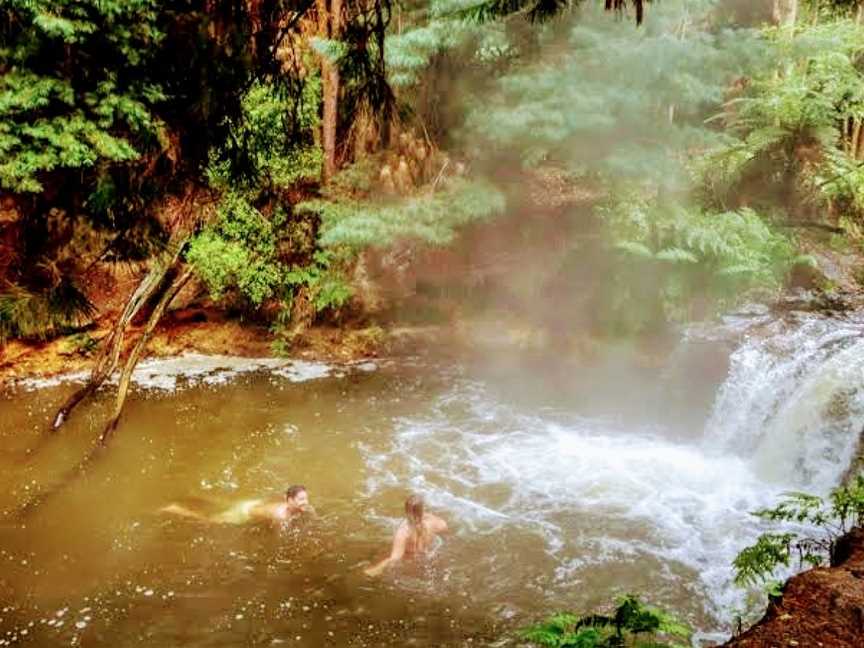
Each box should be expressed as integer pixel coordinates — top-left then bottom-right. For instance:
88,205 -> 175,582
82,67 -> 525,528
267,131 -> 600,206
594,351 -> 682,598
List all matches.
856,123 -> 864,161
20,266 -> 194,516
49,187 -> 207,432
318,0 -> 341,183
772,0 -> 798,27
852,119 -> 862,160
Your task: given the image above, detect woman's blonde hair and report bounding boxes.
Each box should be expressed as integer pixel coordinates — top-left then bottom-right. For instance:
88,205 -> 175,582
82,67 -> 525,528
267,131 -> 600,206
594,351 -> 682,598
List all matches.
405,494 -> 424,525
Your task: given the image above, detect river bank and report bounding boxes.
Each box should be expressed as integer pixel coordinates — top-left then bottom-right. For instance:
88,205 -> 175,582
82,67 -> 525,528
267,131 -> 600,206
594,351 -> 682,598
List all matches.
721,527 -> 864,648
0,308 -> 388,385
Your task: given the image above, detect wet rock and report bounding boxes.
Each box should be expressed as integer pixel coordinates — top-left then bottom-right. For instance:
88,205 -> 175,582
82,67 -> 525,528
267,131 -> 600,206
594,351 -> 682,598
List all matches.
796,232 -> 864,294
721,527 -> 864,648
728,302 -> 771,319
770,287 -> 854,315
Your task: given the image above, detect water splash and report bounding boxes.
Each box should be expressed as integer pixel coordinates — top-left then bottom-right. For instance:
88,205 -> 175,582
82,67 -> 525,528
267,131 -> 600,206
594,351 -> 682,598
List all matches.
362,311 -> 864,634
706,312 -> 864,493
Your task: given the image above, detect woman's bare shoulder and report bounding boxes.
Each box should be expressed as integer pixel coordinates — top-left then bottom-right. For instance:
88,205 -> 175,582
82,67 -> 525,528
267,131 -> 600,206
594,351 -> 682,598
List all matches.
425,513 -> 448,532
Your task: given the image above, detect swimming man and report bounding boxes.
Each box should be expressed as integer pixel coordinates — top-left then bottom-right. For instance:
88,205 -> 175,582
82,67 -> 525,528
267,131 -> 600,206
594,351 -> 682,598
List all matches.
364,494 -> 448,577
161,484 -> 313,524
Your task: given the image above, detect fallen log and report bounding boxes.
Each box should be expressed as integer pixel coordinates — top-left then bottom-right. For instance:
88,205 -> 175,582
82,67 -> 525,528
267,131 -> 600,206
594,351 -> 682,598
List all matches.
50,188 -> 206,432
99,266 -> 194,443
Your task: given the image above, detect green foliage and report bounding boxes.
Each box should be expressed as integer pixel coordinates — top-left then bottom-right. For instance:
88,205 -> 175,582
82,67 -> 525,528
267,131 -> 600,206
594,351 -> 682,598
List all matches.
188,69 -> 339,327
805,0 -> 864,21
520,595 -> 690,648
269,250 -> 354,354
454,1 -> 818,332
463,0 -> 764,187
733,533 -> 797,587
59,332 -> 99,357
311,37 -> 350,64
734,476 -> 864,586
604,197 -> 799,286
209,80 -> 323,190
383,0 -> 540,143
186,193 -> 283,306
702,19 -> 864,214
598,194 -> 801,330
0,0 -> 330,343
385,2 -> 496,88
284,250 -> 355,313
764,580 -> 784,599
300,177 -> 506,248
0,0 -> 165,192
187,193 -> 353,322
451,0 -> 654,25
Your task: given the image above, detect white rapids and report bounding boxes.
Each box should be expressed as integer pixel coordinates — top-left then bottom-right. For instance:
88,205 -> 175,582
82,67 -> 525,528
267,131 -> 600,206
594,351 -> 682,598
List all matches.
362,311 -> 864,639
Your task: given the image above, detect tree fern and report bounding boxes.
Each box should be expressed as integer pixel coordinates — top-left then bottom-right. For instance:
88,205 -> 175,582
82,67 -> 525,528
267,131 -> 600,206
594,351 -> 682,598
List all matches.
598,194 -> 800,331
462,0 -> 764,188
0,280 -> 96,342
300,177 -> 506,248
702,18 -> 864,215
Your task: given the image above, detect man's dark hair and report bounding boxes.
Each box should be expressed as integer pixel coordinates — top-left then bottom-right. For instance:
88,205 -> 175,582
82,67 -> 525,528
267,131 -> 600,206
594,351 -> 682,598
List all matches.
285,485 -> 306,501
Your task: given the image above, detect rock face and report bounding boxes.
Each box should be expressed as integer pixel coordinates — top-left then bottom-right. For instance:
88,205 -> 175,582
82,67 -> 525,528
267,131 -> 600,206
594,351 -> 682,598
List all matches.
722,527 -> 864,648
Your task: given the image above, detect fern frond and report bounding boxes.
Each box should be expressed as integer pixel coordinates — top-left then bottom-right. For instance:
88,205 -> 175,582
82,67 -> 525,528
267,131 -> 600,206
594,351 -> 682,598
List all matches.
0,280 -> 96,341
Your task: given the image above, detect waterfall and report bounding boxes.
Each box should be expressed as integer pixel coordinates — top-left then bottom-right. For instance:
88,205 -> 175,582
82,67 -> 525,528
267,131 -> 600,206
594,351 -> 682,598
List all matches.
705,312 -> 864,493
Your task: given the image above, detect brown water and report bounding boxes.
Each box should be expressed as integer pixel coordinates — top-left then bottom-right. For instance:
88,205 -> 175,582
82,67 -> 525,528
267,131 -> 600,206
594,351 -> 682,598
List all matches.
0,330 -> 856,647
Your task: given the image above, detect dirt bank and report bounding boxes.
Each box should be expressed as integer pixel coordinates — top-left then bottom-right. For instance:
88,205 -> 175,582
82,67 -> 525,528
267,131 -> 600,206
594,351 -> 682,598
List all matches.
722,527 -> 864,648
0,308 -> 394,385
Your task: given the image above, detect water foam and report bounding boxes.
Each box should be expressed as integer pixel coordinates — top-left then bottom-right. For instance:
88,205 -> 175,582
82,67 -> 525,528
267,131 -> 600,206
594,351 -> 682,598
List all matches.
364,385 -> 783,623
362,312 -> 864,633
13,354 -> 374,391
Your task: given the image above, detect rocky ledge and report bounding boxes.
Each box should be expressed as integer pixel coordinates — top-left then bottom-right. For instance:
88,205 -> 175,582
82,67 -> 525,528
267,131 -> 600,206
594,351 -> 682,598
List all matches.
722,527 -> 864,648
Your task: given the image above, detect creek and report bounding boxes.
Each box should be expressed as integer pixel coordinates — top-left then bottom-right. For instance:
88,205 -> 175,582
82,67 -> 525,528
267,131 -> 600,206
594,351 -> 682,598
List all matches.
1,308 -> 863,646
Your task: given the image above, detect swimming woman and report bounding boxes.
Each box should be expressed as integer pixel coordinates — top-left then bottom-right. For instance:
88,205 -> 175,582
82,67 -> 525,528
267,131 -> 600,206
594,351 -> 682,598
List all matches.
364,494 -> 448,577
161,484 -> 313,525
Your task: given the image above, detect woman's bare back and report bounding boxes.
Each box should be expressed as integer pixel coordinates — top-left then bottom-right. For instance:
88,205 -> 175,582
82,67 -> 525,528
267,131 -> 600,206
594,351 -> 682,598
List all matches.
363,498 -> 449,577
402,513 -> 447,556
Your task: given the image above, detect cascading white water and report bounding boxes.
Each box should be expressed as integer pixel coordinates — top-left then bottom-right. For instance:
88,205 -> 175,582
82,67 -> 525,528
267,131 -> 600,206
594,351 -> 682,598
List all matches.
706,312 -> 864,493
362,311 -> 864,638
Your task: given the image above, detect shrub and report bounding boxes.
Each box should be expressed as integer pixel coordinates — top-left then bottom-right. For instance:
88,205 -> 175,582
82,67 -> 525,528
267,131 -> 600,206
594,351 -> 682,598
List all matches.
733,475 -> 864,587
520,595 -> 690,648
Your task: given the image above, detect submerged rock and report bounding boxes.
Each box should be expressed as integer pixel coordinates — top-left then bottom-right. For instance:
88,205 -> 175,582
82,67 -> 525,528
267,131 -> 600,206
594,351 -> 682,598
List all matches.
722,527 -> 864,648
